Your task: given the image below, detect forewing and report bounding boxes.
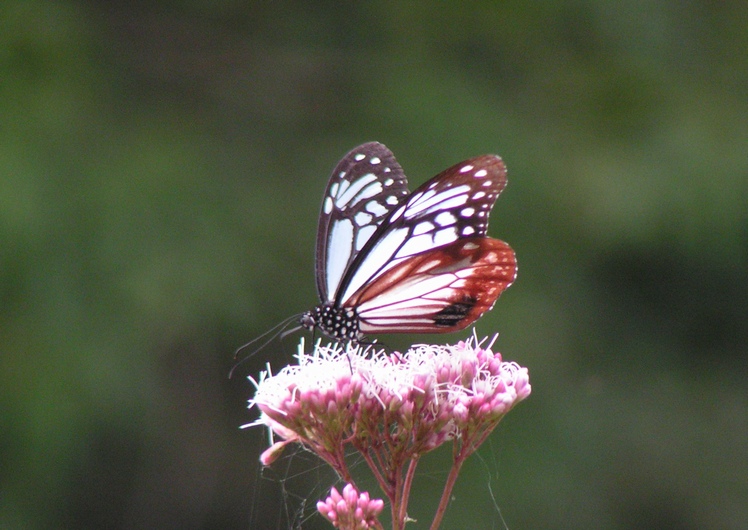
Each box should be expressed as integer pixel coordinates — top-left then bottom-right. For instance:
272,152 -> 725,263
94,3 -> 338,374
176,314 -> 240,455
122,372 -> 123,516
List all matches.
349,237 -> 516,333
336,154 -> 508,305
316,142 -> 409,302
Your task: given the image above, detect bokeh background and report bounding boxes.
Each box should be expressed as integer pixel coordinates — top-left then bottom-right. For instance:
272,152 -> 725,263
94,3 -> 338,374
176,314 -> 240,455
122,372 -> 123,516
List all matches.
2,1 -> 747,529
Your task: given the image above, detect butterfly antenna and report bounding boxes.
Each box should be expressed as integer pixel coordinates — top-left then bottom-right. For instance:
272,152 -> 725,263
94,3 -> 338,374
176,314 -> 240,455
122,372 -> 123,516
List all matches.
233,314 -> 300,359
279,324 -> 303,340
229,315 -> 300,378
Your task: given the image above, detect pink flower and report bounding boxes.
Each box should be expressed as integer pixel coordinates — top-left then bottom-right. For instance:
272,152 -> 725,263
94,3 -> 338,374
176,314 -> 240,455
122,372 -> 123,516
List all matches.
247,334 -> 530,529
317,483 -> 384,530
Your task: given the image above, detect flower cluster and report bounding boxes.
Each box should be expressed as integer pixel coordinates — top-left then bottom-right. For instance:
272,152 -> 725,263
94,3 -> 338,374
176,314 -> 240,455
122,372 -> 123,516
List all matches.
317,483 -> 385,530
247,335 -> 530,529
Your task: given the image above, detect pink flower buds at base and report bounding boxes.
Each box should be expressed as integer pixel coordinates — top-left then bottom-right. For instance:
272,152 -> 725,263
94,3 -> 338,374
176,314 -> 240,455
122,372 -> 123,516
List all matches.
317,484 -> 385,530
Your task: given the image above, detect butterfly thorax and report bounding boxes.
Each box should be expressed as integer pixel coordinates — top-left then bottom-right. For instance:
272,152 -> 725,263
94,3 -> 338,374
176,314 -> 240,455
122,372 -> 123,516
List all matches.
300,303 -> 364,341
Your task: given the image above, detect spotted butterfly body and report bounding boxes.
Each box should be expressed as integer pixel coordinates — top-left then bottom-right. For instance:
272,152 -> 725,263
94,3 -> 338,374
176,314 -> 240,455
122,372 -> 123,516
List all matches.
299,142 -> 516,341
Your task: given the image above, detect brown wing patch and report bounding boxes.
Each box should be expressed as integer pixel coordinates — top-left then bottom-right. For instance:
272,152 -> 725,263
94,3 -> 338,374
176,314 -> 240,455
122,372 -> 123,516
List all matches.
350,237 -> 516,334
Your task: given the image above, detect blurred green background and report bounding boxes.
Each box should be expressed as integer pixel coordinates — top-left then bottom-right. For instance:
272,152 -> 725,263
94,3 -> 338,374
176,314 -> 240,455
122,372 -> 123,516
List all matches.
2,1 -> 746,528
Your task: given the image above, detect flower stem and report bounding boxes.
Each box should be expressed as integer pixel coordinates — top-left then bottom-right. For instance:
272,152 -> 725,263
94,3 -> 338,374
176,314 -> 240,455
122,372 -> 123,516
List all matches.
398,456 -> 419,525
429,449 -> 466,530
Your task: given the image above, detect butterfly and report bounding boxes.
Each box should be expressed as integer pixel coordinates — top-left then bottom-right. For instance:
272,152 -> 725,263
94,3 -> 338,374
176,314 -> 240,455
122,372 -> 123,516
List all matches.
298,142 -> 517,342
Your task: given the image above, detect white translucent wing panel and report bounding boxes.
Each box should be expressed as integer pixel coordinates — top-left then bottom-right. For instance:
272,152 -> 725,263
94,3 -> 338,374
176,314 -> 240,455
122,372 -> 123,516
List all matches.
337,155 -> 507,305
316,142 -> 409,301
353,238 -> 516,333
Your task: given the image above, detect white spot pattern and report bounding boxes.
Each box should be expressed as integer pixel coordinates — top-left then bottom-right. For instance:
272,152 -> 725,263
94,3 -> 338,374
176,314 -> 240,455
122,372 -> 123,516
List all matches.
355,211 -> 373,226
434,211 -> 456,227
365,201 -> 388,216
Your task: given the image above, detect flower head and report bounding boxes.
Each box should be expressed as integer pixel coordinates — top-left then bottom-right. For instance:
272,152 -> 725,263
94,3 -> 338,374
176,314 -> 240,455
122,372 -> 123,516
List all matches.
249,335 -> 529,465
247,335 -> 530,529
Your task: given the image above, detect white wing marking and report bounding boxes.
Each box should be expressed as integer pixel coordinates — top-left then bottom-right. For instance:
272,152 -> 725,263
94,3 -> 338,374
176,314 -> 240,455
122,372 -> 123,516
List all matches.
434,211 -> 456,226
354,211 -> 373,226
432,228 -> 457,247
389,204 -> 406,222
412,221 -> 435,235
395,227 -> 456,258
326,219 -> 354,300
334,173 -> 381,209
424,193 -> 470,214
365,200 -> 389,216
404,185 -> 470,217
357,273 -> 465,315
340,227 -> 409,302
395,234 -> 435,258
355,224 -> 377,251
361,317 -> 435,327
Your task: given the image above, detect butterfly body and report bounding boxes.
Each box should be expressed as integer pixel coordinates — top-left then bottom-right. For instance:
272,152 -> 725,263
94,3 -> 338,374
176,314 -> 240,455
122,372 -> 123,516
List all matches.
300,142 -> 516,342
300,303 -> 362,341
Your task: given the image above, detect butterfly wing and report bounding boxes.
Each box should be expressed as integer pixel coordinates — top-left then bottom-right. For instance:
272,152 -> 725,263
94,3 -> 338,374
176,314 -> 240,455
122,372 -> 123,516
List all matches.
334,154 -> 509,307
316,142 -> 409,302
349,237 -> 516,333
